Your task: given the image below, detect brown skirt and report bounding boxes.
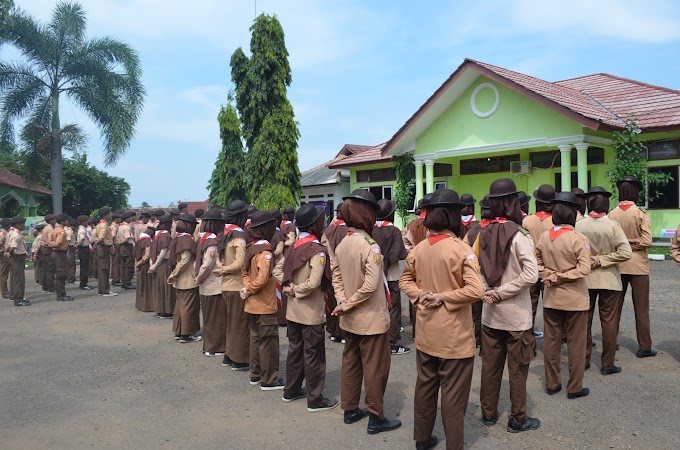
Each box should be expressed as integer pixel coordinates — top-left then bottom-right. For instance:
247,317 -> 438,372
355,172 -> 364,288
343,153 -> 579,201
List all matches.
134,260 -> 155,312
201,293 -> 226,353
153,260 -> 176,315
224,291 -> 250,364
173,287 -> 201,336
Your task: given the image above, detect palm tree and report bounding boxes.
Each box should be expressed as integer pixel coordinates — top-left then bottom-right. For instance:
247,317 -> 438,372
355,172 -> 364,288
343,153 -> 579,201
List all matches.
0,1 -> 144,213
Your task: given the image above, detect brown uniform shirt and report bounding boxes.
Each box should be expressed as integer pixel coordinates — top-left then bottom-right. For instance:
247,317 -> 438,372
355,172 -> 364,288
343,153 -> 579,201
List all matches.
522,213 -> 553,244
96,220 -> 113,246
331,228 -> 390,336
400,230 -> 484,359
169,249 -> 198,290
51,225 -> 68,251
274,248 -> 327,326
7,229 -> 27,255
243,251 -> 277,315
608,202 -> 651,275
115,222 -> 132,245
196,242 -> 221,296
0,229 -> 8,252
42,224 -> 55,248
536,227 -> 591,311
219,230 -> 247,292
575,215 -> 632,291
672,225 -> 680,265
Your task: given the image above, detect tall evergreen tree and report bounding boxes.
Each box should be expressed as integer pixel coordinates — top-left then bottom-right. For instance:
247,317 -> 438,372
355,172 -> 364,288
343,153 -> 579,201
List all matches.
207,96 -> 247,206
230,14 -> 301,210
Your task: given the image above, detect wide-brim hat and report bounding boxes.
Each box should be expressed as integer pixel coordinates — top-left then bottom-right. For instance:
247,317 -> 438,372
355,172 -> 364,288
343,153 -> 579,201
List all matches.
249,210 -> 277,228
153,209 -> 165,217
616,176 -> 643,189
282,206 -> 295,215
551,192 -> 580,206
533,184 -> 556,203
77,215 -> 90,223
122,212 -> 136,220
421,193 -> 433,206
424,189 -> 464,208
460,194 -> 476,206
343,189 -> 380,211
98,208 -> 110,218
158,214 -> 173,224
518,191 -> 531,207
335,203 -> 342,212
44,214 -> 56,222
194,208 -> 205,218
203,209 -> 225,221
269,208 -> 282,220
295,204 -> 324,228
376,199 -> 396,220
584,186 -> 613,198
178,213 -> 197,224
247,205 -> 258,216
570,187 -> 586,198
56,213 -> 70,222
0,218 -> 10,227
169,209 -> 180,216
9,216 -> 25,224
479,195 -> 490,209
36,223 -> 46,230
226,200 -> 249,215
488,178 -> 519,198
69,218 -> 79,227
140,212 -> 151,219
178,203 -> 188,210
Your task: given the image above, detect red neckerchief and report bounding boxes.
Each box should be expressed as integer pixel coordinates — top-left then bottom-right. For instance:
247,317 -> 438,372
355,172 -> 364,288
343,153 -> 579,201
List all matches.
418,211 -> 426,219
589,212 -> 606,218
480,219 -> 492,228
245,219 -> 252,226
374,220 -> 392,227
334,219 -> 346,226
536,211 -> 552,221
138,233 -> 151,241
224,224 -> 243,234
522,211 -> 527,217
199,232 -> 216,245
154,230 -> 169,239
428,233 -> 451,245
254,239 -> 270,246
281,220 -> 292,227
490,217 -> 508,224
293,232 -> 319,249
461,215 -> 477,226
618,202 -> 634,211
175,232 -> 192,239
99,220 -> 107,224
347,230 -> 354,235
549,226 -> 574,241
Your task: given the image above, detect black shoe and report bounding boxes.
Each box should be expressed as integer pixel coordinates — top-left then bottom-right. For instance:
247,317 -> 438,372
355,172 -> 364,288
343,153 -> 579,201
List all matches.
601,366 -> 622,376
3,294 -> 10,299
231,362 -> 249,372
14,299 -> 31,306
57,295 -> 74,301
481,413 -> 498,426
79,285 -> 94,290
636,349 -> 657,358
507,417 -> 541,433
282,387 -> 307,403
616,343 -> 620,350
585,362 -> 591,370
367,413 -> 401,435
344,408 -> 368,424
222,355 -> 233,367
111,280 -> 121,286
416,436 -> 438,450
122,284 -> 136,290
249,377 -> 261,386
390,345 -> 411,355
261,379 -> 285,391
307,398 -> 339,413
546,385 -> 562,395
567,388 -> 590,399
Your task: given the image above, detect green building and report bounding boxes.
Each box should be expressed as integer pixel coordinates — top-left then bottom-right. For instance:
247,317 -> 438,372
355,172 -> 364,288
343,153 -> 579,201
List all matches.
329,59 -> 680,236
0,167 -> 52,218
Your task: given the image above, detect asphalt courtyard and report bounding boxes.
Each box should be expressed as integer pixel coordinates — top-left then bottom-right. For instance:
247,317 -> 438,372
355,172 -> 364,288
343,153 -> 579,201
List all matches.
2,261 -> 680,449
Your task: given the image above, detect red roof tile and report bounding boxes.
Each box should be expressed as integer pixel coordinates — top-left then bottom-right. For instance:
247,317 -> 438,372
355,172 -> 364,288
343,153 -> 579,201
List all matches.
0,168 -> 51,196
182,200 -> 209,214
328,143 -> 389,168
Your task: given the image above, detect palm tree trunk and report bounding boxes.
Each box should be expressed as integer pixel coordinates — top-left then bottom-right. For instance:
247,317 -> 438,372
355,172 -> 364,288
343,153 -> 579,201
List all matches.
50,90 -> 63,214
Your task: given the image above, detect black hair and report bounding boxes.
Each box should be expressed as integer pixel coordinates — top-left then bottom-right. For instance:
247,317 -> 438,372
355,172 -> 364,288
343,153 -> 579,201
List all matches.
552,204 -> 576,227
587,194 -> 610,214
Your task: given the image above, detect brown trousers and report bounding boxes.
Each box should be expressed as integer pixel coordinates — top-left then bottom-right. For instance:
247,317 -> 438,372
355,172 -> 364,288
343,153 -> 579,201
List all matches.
97,245 -> 111,294
0,254 -> 9,296
134,261 -> 155,312
586,289 -> 623,368
530,281 -> 543,330
414,351 -> 473,450
249,313 -> 280,385
173,287 -> 201,336
471,300 -> 482,344
201,294 -> 226,353
78,248 -> 90,288
89,247 -> 98,279
285,321 -> 326,405
325,288 -> 344,339
388,281 -> 402,347
41,247 -> 55,291
53,250 -> 67,297
480,326 -> 534,422
67,246 -> 76,283
111,246 -> 121,282
224,291 -> 250,364
9,254 -> 25,301
341,331 -> 391,417
543,308 -> 587,394
34,253 -> 42,284
277,295 -> 288,326
118,243 -> 134,285
620,274 -> 653,351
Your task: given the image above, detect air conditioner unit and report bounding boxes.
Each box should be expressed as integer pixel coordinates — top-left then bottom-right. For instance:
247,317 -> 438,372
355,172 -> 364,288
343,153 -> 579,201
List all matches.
510,161 -> 532,175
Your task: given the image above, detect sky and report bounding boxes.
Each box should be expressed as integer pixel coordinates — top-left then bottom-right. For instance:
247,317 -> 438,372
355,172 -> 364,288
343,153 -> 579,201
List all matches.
7,0 -> 680,207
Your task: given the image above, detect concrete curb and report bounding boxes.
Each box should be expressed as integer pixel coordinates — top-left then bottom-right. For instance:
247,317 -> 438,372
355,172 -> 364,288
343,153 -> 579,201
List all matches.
649,254 -> 672,261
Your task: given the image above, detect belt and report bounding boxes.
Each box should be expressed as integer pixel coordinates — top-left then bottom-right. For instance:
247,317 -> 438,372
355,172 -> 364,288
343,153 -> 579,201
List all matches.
53,249 -> 67,253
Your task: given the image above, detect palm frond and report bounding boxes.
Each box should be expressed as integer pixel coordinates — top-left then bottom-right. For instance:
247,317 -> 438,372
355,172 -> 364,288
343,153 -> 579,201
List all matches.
0,60 -> 49,91
0,76 -> 47,142
2,10 -> 54,78
49,1 -> 86,56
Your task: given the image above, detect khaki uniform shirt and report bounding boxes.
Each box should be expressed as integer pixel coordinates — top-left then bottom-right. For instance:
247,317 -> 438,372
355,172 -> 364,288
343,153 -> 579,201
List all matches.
110,222 -> 120,244
522,213 -> 553,244
52,225 -> 68,251
42,224 -> 54,248
400,230 -> 484,359
32,234 -> 43,256
672,226 -> 680,265
197,243 -> 221,296
96,221 -> 113,246
608,202 -> 651,275
7,229 -> 27,255
77,226 -> 90,248
575,215 -> 632,291
115,222 -> 132,245
134,221 -> 148,242
331,228 -> 390,336
243,251 -> 277,315
0,229 -> 8,253
66,227 -> 76,247
481,231 -> 538,332
169,249 -> 198,290
536,227 -> 591,311
219,233 -> 247,292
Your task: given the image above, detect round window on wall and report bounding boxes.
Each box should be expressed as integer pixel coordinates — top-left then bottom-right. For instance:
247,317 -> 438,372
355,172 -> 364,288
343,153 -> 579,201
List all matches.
470,82 -> 500,118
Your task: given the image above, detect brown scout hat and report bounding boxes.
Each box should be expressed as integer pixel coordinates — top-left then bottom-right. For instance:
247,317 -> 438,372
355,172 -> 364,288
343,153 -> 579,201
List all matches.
584,186 -> 613,198
551,192 -> 580,206
616,176 -> 643,190
343,189 -> 380,211
533,184 -> 556,203
460,194 -> 476,205
376,199 -> 397,220
488,178 -> 520,198
77,215 -> 90,223
249,210 -> 277,228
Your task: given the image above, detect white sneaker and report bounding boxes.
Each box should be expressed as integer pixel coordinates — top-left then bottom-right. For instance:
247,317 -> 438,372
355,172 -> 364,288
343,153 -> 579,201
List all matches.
100,291 -> 118,297
533,331 -> 544,339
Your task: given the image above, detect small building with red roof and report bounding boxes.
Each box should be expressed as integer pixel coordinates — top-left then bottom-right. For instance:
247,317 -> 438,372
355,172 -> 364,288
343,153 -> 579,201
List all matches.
0,167 -> 52,218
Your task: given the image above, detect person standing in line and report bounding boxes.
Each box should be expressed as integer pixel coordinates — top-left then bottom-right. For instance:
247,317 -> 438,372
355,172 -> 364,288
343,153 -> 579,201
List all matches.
41,214 -> 57,292
193,208 -> 205,242
134,212 -> 151,242
6,217 -> 30,306
518,192 -> 531,217
331,189 -> 401,435
51,214 -> 74,301
134,225 -> 155,312
32,224 -> 45,285
576,186 -> 632,375
169,208 -> 181,238
148,215 -> 175,319
109,212 -> 122,286
196,209 -> 226,357
269,208 -> 288,327
371,199 -> 409,355
522,184 -> 556,339
116,212 -> 136,290
167,214 -> 202,343
151,209 -> 165,229
88,218 -> 99,280
403,193 -> 432,339
242,210 -> 284,390
66,218 -> 78,284
608,176 -> 657,358
275,204 -> 339,412
178,202 -> 189,214
400,189 -> 484,450
215,200 -> 249,371
672,223 -> 680,264
571,188 -> 587,221
476,178 -> 540,433
96,208 -> 117,297
459,193 -> 479,239
321,204 -> 347,344
536,192 -> 591,400
0,218 -> 11,299
76,215 -> 94,291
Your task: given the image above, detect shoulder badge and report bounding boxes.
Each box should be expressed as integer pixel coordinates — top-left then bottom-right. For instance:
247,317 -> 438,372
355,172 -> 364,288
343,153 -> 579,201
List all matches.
518,226 -> 530,236
364,236 -> 376,245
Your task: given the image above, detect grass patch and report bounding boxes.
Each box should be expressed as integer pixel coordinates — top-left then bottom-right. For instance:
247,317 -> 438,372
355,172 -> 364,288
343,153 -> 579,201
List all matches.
649,247 -> 670,256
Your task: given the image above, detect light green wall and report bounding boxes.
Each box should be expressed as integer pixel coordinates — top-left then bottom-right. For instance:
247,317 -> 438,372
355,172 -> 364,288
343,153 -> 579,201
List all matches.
0,186 -> 40,217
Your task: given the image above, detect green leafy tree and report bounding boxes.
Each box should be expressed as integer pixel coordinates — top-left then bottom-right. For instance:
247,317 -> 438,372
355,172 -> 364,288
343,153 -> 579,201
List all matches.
208,95 -> 247,205
140,201 -> 150,208
605,116 -> 672,203
393,153 -> 416,224
0,0 -> 14,36
0,1 -> 145,213
230,14 -> 301,209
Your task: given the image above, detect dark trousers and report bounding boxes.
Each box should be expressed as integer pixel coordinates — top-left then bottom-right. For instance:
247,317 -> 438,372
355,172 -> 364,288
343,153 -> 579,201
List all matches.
67,246 -> 76,283
471,300 -> 483,344
325,288 -> 344,339
224,291 -> 250,364
97,245 -> 111,294
53,250 -> 67,297
543,308 -> 587,394
78,248 -> 90,287
341,331 -> 391,417
9,254 -> 25,301
277,295 -> 288,326
586,289 -> 623,368
530,281 -> 543,330
111,247 -> 121,282
34,254 -> 42,284
201,294 -> 227,353
118,243 -> 134,286
414,351 -> 473,450
249,313 -> 280,385
89,248 -> 98,279
285,321 -> 326,406
0,254 -> 9,297
172,287 -> 201,336
41,247 -> 55,291
388,281 -> 402,347
480,326 -> 534,422
620,274 -> 653,351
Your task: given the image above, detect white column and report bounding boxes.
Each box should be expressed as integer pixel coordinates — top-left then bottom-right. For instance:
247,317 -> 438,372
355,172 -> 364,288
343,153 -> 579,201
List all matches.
574,143 -> 589,190
414,160 -> 424,203
558,145 -> 573,192
425,159 -> 435,194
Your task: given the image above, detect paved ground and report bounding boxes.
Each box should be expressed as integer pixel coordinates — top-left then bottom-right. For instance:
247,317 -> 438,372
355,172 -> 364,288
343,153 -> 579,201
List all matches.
2,261 -> 680,449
